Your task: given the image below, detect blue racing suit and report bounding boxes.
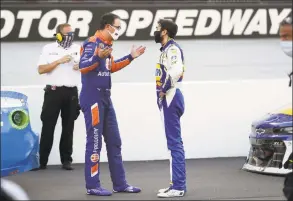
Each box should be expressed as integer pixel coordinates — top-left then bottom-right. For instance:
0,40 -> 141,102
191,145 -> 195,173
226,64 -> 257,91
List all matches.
155,39 -> 186,191
79,31 -> 134,191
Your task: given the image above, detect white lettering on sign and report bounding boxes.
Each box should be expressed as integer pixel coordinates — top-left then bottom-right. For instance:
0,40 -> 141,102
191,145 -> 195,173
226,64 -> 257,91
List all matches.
244,9 -> 267,35
111,9 -> 129,36
1,10 -> 15,38
176,10 -> 198,36
0,8 -> 292,40
17,10 -> 42,38
150,9 -> 177,36
39,9 -> 67,38
126,10 -> 153,37
195,9 -> 221,36
268,8 -> 292,34
221,9 -> 253,35
68,10 -> 93,37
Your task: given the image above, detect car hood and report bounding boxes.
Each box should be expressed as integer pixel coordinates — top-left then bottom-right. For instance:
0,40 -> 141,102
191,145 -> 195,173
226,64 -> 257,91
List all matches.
252,107 -> 292,129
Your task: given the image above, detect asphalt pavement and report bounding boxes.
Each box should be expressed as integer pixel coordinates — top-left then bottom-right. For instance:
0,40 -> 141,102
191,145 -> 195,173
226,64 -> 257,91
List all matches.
5,157 -> 287,200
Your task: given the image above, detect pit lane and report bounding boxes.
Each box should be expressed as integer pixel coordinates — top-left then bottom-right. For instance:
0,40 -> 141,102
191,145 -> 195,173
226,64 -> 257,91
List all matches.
5,157 -> 286,200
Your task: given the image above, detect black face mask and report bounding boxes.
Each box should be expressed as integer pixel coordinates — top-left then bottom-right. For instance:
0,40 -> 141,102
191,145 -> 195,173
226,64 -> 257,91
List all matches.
154,31 -> 162,43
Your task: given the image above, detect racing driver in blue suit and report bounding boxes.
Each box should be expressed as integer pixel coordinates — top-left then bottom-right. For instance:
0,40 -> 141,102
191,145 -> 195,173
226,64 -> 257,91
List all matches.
78,13 -> 146,196
154,19 -> 186,198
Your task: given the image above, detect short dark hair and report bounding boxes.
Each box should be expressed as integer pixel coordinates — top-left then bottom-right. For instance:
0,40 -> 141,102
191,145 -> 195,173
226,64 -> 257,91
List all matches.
99,13 -> 120,30
158,19 -> 178,39
56,23 -> 71,34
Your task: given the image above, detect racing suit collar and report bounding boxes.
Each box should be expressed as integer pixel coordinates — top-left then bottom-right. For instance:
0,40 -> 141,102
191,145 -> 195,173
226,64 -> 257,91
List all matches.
95,31 -> 113,45
160,39 -> 175,52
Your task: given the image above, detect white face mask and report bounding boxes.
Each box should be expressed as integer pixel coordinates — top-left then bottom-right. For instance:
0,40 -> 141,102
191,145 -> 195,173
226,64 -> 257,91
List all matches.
280,41 -> 292,57
108,25 -> 120,41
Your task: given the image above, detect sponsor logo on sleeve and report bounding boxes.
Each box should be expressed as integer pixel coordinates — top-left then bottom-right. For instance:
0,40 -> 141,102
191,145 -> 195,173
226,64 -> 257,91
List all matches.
170,55 -> 177,64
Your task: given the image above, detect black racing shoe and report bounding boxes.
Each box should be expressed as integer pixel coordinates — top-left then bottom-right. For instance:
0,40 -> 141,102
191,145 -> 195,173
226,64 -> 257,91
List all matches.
62,162 -> 74,170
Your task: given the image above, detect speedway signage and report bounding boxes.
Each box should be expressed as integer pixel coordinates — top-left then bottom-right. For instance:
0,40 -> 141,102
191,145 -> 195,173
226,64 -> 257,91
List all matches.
0,5 -> 292,41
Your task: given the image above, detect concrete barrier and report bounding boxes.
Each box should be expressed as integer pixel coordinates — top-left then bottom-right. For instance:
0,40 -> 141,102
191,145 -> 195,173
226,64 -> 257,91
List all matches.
2,79 -> 292,165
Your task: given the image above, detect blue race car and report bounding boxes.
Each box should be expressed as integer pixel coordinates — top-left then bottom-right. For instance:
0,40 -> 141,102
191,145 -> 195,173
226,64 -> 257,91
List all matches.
243,104 -> 293,175
1,91 -> 39,177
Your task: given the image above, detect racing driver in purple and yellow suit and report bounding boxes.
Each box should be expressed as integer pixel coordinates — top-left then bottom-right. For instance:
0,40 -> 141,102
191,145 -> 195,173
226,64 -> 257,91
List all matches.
78,13 -> 146,196
154,19 -> 186,198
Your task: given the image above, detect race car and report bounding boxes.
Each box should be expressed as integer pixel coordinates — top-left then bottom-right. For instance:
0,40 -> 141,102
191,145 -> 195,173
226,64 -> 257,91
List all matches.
1,91 -> 39,177
242,104 -> 293,175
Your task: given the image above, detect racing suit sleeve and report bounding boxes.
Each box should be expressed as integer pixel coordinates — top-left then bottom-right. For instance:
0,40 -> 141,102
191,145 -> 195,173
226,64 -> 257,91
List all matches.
161,46 -> 184,93
110,54 -> 134,73
79,37 -> 105,74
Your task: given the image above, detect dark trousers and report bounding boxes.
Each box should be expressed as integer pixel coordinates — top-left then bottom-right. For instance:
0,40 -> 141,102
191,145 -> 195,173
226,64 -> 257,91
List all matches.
39,85 -> 80,166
